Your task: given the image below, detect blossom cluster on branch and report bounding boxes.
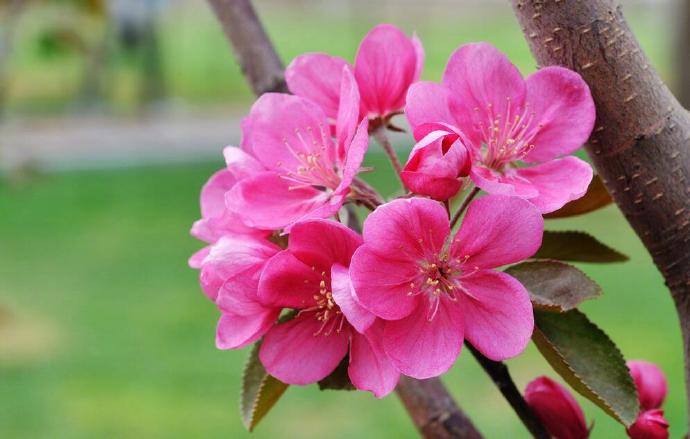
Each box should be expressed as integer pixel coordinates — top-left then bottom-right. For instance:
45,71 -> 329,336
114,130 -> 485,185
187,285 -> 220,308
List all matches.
189,23 -> 670,436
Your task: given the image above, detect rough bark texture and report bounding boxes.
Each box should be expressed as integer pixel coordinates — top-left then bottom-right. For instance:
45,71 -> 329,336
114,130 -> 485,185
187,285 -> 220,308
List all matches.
511,0 -> 690,424
397,377 -> 483,439
206,1 -> 481,437
206,0 -> 287,95
678,0 -> 690,108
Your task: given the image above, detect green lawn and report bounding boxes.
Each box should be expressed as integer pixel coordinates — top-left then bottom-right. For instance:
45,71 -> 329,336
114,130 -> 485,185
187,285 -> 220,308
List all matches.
0,152 -> 683,438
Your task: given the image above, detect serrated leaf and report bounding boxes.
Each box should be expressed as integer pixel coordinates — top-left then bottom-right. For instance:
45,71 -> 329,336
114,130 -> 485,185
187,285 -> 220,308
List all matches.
545,175 -> 612,218
533,310 -> 639,426
240,343 -> 289,432
534,231 -> 629,263
506,260 -> 602,312
318,355 -> 355,391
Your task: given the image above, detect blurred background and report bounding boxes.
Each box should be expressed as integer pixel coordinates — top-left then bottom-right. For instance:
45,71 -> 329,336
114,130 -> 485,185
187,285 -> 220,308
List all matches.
0,0 -> 687,437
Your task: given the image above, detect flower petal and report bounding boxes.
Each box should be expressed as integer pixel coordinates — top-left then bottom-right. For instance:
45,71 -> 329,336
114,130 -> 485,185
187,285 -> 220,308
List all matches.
243,93 -> 336,172
628,360 -> 668,411
355,24 -> 420,117
331,263 -> 375,334
514,157 -> 594,214
227,171 -> 330,230
285,53 -> 350,120
337,118 -> 369,196
349,322 -> 400,398
525,376 -> 589,439
453,195 -> 543,269
216,309 -> 280,350
335,65 -> 361,159
405,81 -> 456,140
259,315 -> 349,384
362,197 -> 449,260
350,246 -> 420,320
223,146 -> 264,178
258,250 -> 321,309
460,270 -> 534,361
288,219 -> 363,269
442,42 -> 526,146
524,66 -> 596,162
383,300 -> 464,379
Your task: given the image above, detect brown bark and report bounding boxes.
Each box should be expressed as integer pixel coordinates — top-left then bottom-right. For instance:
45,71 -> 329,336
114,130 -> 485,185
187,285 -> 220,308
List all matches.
205,0 -> 481,437
678,0 -> 690,108
511,0 -> 690,425
206,0 -> 287,95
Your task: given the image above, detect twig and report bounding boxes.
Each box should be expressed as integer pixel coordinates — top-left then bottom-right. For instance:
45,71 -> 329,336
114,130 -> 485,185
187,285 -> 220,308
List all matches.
371,123 -> 405,188
450,187 -> 479,229
466,343 -> 550,439
206,1 -> 482,437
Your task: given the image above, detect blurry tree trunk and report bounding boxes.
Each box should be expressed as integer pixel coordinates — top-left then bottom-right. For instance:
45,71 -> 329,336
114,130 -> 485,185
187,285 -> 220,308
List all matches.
206,1 -> 484,437
511,0 -> 690,427
678,0 -> 690,108
0,0 -> 25,119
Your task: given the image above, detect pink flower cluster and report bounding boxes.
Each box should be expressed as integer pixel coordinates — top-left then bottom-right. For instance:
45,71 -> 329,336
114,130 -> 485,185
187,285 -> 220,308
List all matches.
190,24 -> 596,398
524,360 -> 670,439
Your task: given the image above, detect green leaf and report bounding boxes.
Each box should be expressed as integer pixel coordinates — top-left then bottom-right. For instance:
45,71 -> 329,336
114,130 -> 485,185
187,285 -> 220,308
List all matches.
240,343 -> 289,432
534,231 -> 629,263
506,260 -> 602,312
545,175 -> 612,218
533,310 -> 639,426
318,355 -> 355,391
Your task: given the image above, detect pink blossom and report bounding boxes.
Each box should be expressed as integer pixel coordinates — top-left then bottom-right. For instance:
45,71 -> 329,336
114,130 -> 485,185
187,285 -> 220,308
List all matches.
350,195 -> 542,378
401,126 -> 472,200
286,24 -> 423,121
258,219 -> 399,397
198,235 -> 282,349
524,376 -> 589,439
626,409 -> 669,439
406,42 -> 595,213
226,66 -> 369,231
628,360 -> 668,411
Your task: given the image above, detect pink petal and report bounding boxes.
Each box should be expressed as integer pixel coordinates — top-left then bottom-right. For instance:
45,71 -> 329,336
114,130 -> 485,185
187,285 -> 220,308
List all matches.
513,157 -> 594,214
412,32 -> 425,82
335,65 -> 361,159
628,360 -> 668,411
259,315 -> 350,384
242,93 -> 336,172
331,264 -> 375,334
285,53 -> 350,120
349,322 -> 400,398
405,81 -> 456,140
350,246 -> 421,320
460,270 -> 534,361
523,67 -> 596,163
453,195 -> 543,269
355,24 -> 420,118
216,309 -> 280,350
227,171 -> 330,230
469,166 -> 540,199
442,43 -> 526,147
199,168 -> 237,219
627,409 -> 669,439
525,376 -> 589,439
188,247 -> 209,269
362,197 -> 449,260
337,118 -> 369,194
258,250 -> 322,309
289,218 -> 362,273
401,130 -> 471,200
383,300 -> 464,379
223,146 -> 264,179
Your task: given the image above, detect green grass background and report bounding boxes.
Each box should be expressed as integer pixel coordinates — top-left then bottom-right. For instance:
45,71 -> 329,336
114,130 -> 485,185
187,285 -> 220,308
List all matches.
0,2 -> 683,438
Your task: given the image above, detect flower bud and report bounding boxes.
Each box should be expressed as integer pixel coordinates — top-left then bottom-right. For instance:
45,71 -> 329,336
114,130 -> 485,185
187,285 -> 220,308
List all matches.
626,409 -> 669,439
525,376 -> 589,439
627,360 -> 668,410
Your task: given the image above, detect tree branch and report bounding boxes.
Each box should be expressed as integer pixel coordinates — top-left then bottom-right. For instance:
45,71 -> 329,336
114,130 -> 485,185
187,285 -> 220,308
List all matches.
466,344 -> 549,439
206,1 -> 481,436
511,0 -> 690,426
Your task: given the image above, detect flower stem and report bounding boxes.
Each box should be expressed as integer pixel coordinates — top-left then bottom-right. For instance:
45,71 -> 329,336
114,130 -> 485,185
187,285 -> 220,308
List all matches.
450,187 -> 480,229
371,124 -> 406,190
466,343 -> 550,439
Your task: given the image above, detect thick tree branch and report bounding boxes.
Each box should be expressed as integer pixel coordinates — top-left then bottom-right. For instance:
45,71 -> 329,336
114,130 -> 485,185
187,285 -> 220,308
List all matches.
511,0 -> 690,425
206,0 -> 287,95
206,1 -> 481,437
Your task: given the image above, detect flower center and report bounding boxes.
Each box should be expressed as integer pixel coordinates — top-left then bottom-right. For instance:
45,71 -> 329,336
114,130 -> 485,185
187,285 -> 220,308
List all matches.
299,270 -> 346,336
474,98 -> 543,169
409,255 -> 467,321
278,125 -> 342,191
